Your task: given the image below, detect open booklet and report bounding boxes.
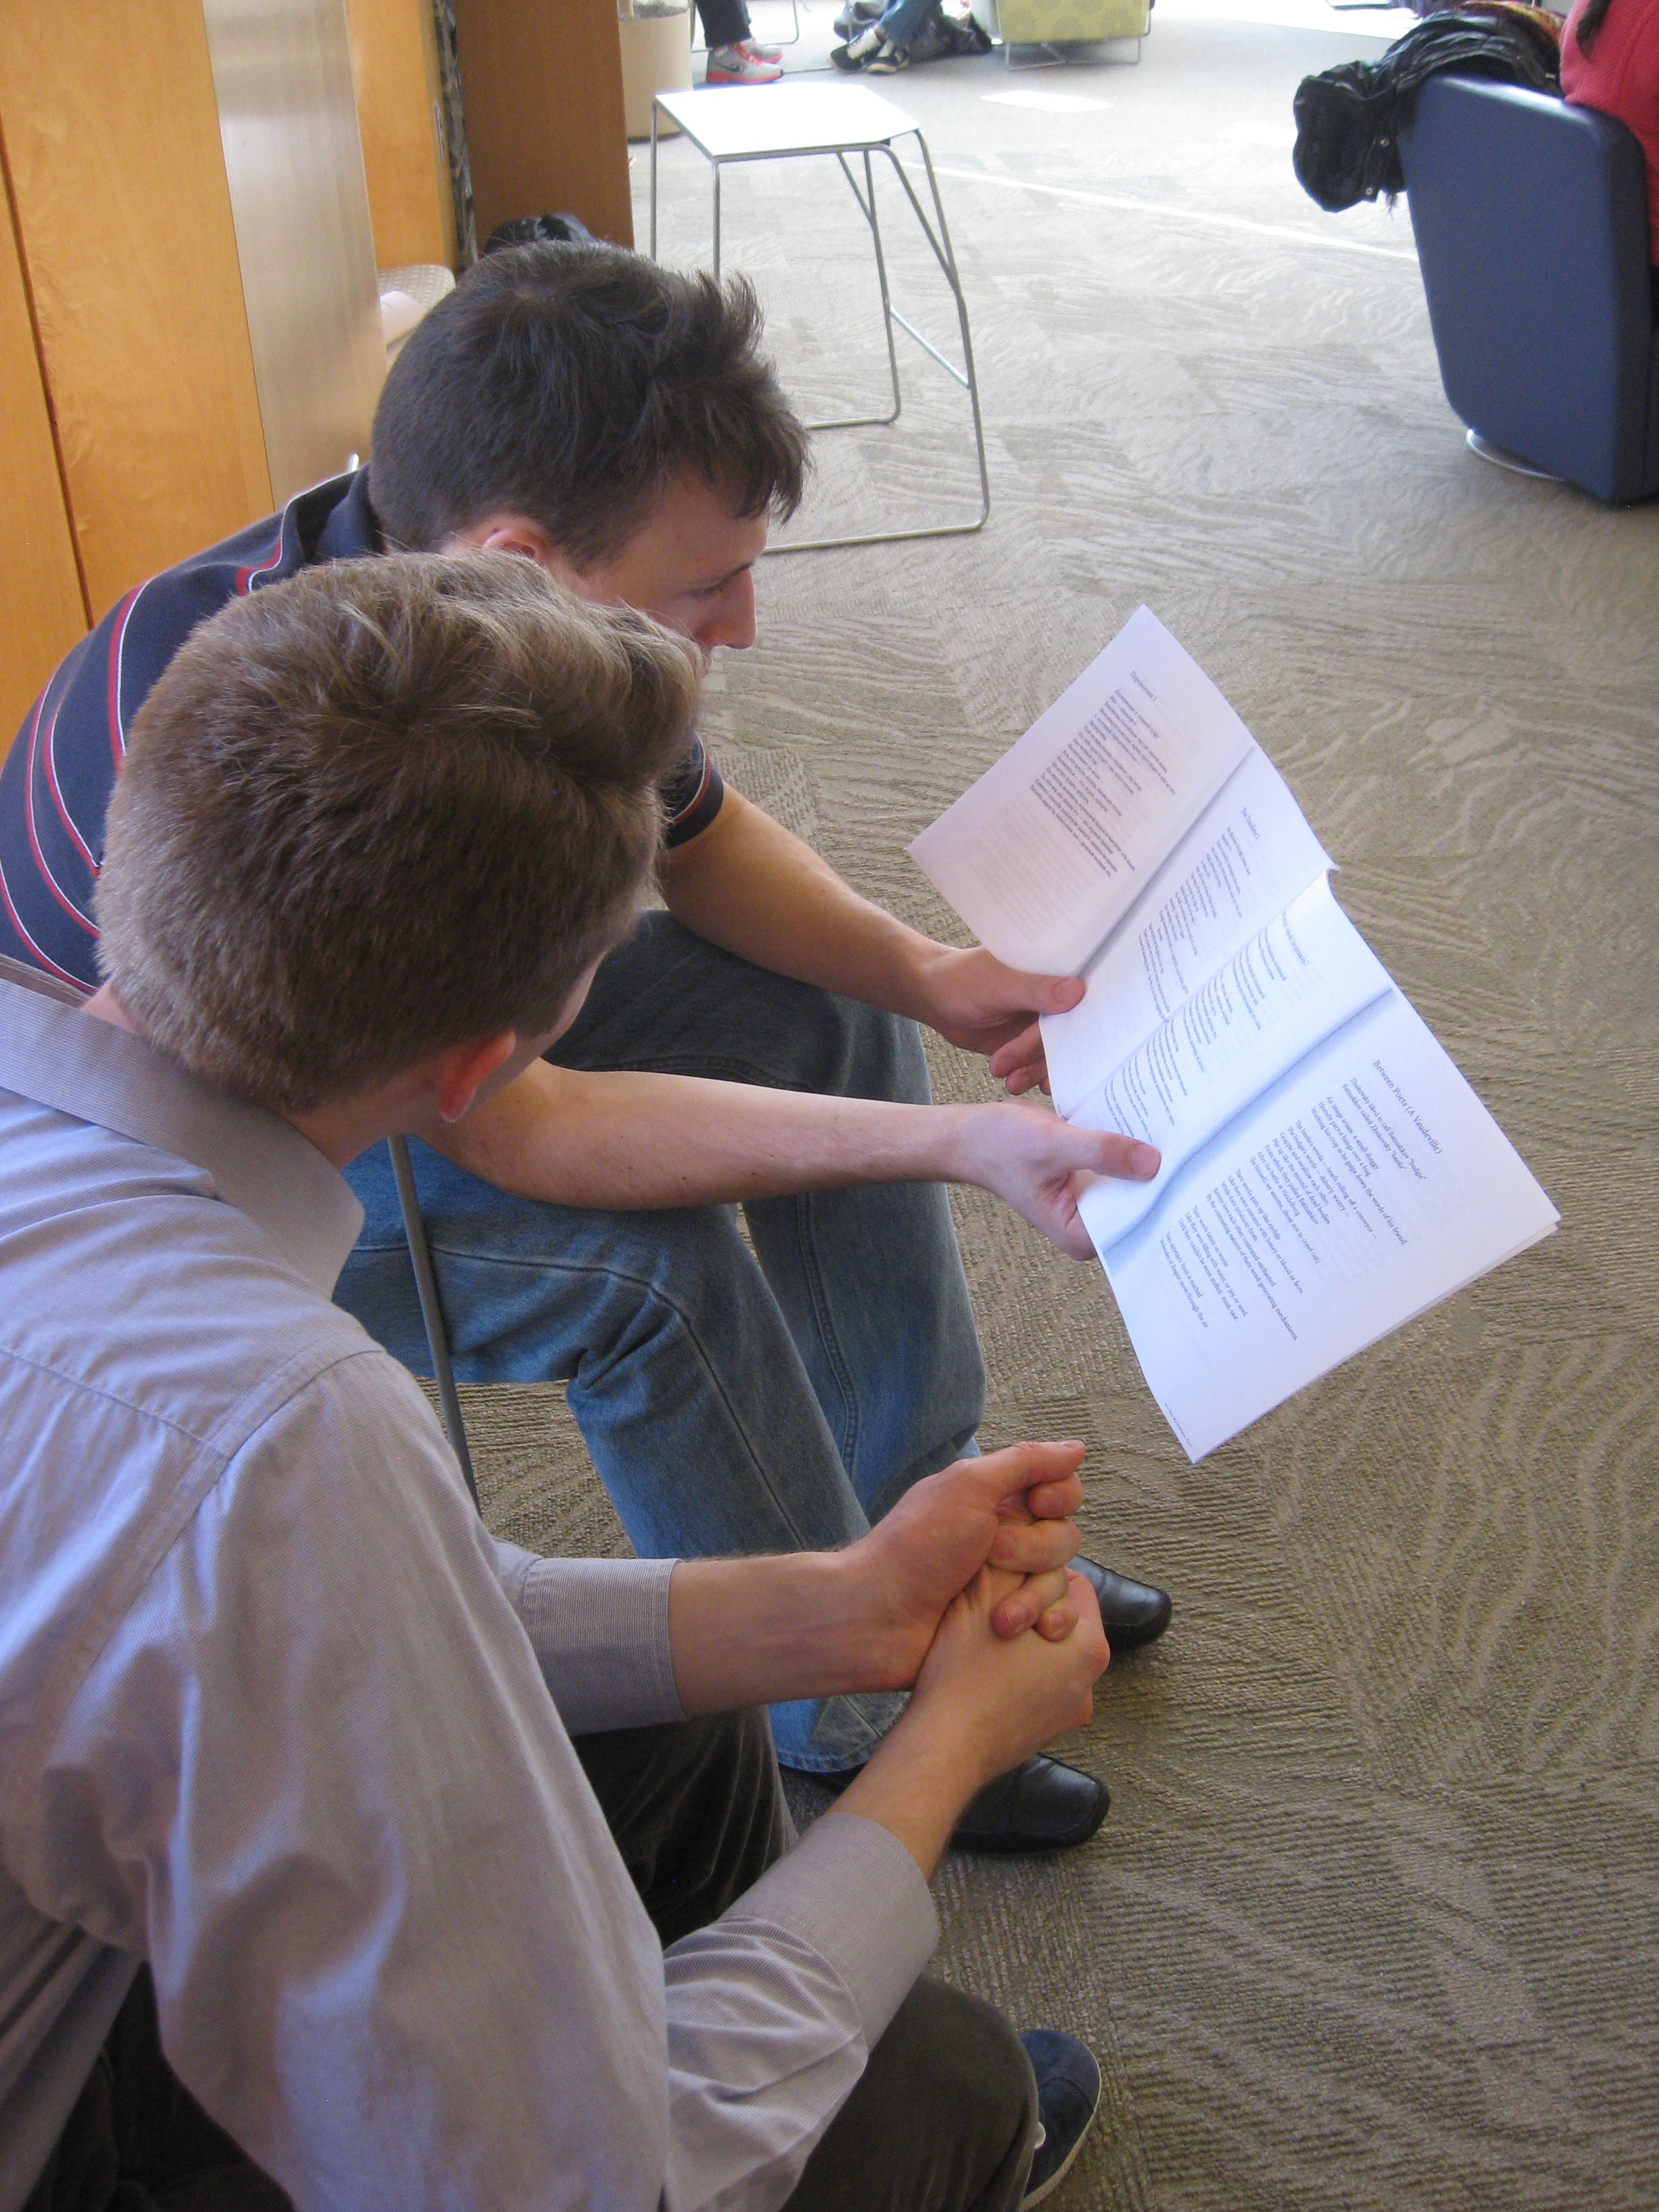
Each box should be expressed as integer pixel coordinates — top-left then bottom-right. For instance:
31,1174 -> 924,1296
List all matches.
909,607 -> 1558,1461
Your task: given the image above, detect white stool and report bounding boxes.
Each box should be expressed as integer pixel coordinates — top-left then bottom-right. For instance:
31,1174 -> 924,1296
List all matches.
650,82 -> 989,552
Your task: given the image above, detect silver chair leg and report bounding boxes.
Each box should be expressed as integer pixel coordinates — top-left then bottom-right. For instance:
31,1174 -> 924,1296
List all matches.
655,123 -> 989,552
388,1134 -> 480,1510
768,134 -> 991,556
799,150 -> 903,434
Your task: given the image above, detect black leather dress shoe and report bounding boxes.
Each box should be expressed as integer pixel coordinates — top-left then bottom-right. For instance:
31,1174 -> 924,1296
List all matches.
1072,1557 -> 1171,1651
950,1755 -> 1108,1856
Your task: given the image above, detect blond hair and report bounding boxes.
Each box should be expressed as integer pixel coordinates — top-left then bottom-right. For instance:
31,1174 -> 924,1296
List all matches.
96,554 -> 700,1111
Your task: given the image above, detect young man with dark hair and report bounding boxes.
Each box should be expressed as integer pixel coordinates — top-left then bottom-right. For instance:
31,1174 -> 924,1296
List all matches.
1,556 -> 1109,2211
0,241 -> 1171,1851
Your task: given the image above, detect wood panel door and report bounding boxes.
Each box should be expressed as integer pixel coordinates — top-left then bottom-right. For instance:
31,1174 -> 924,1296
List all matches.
0,1 -> 274,623
449,0 -> 632,249
201,0 -> 387,505
0,179 -> 87,748
344,0 -> 457,270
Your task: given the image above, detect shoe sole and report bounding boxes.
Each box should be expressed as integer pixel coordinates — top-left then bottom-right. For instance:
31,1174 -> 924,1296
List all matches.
1022,2118 -> 1092,2209
1105,1604 -> 1172,1652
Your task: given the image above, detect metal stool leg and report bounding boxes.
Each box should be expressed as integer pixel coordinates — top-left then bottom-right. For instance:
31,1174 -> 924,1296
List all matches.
767,133 -> 991,555
388,1134 -> 480,1510
796,150 -> 903,434
648,111 -> 990,552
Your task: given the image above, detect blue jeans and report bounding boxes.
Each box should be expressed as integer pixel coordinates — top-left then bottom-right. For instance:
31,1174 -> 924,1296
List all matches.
878,0 -> 937,45
337,914 -> 986,1771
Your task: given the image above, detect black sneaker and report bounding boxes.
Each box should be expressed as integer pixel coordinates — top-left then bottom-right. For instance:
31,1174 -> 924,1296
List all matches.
830,23 -> 884,66
864,37 -> 909,69
1019,2032 -> 1101,2207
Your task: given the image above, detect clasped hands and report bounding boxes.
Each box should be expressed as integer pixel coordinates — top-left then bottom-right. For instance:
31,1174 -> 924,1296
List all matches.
666,1442 -> 1111,1870
846,1439 -> 1101,1688
830,1439 -> 1113,1872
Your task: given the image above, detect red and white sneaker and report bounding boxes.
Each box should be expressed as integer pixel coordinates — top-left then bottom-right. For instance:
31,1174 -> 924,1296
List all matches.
739,35 -> 783,60
705,42 -> 782,81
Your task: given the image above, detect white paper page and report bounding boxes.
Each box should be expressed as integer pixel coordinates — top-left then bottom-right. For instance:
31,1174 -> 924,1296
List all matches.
1042,745 -> 1335,1120
1073,876 -> 1392,1250
1101,991 -> 1559,1462
907,607 -> 1256,977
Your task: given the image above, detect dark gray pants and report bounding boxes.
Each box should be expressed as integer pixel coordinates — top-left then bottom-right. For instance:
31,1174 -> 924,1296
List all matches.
697,0 -> 753,45
28,1713 -> 1036,2212
583,1711 -> 1041,2212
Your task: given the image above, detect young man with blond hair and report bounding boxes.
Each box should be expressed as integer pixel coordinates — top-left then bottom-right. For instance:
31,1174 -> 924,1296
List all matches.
0,240 -> 1170,1849
1,556 -> 1108,2211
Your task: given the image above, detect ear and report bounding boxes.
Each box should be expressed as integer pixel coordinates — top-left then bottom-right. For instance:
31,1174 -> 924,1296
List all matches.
441,513 -> 568,575
428,1030 -> 521,1124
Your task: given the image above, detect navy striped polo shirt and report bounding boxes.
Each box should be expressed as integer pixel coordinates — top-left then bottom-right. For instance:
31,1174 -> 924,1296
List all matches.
0,469 -> 723,993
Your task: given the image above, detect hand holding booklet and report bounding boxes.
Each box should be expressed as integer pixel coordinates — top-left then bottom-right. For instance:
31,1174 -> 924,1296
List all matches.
909,608 -> 1558,1460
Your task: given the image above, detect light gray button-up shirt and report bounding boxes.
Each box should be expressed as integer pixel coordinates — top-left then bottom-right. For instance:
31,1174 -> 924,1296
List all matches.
0,965 -> 937,2212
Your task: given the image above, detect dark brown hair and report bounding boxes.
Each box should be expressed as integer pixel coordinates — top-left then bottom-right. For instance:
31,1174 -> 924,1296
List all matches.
369,243 -> 808,564
96,554 -> 700,1111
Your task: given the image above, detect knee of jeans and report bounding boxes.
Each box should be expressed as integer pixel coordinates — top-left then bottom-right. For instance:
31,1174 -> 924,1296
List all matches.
560,1204 -> 756,1368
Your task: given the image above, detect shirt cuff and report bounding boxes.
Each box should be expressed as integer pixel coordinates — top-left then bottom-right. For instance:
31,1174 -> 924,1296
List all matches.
717,1812 -> 940,2049
496,1547 -> 682,1734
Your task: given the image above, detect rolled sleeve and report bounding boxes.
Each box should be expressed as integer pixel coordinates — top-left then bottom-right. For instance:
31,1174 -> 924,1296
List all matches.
661,735 -> 724,850
488,1540 -> 682,1734
661,1813 -> 939,2212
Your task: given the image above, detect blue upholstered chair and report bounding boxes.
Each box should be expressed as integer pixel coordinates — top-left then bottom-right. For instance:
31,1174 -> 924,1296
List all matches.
1398,74 -> 1659,504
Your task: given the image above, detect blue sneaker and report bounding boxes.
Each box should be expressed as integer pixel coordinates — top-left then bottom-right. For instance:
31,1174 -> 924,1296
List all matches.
1019,2031 -> 1102,2207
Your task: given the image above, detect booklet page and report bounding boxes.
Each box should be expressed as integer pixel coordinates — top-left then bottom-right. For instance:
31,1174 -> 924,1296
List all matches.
1073,876 -> 1393,1250
908,607 -> 1255,977
1041,745 -> 1335,1120
1101,992 -> 1559,1460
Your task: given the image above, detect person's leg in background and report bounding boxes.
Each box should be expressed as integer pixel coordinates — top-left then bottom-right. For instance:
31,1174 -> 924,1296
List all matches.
337,914 -> 981,1774
832,0 -> 938,68
697,0 -> 783,82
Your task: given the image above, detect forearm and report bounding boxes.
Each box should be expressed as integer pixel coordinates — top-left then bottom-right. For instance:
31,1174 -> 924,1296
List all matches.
490,1540 -> 682,1732
667,1564 -> 991,1879
668,1552 -> 903,1713
659,790 -> 950,1021
430,1055 -> 983,1209
827,1708 -> 985,1879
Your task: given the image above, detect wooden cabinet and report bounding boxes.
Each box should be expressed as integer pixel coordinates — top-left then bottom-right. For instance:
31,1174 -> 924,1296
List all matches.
0,0 -> 385,748
0,1 -> 274,629
449,0 -> 632,248
0,169 -> 87,745
344,0 -> 457,268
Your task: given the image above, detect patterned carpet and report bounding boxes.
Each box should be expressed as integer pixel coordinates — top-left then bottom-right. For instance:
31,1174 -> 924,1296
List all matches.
453,10 -> 1659,2205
